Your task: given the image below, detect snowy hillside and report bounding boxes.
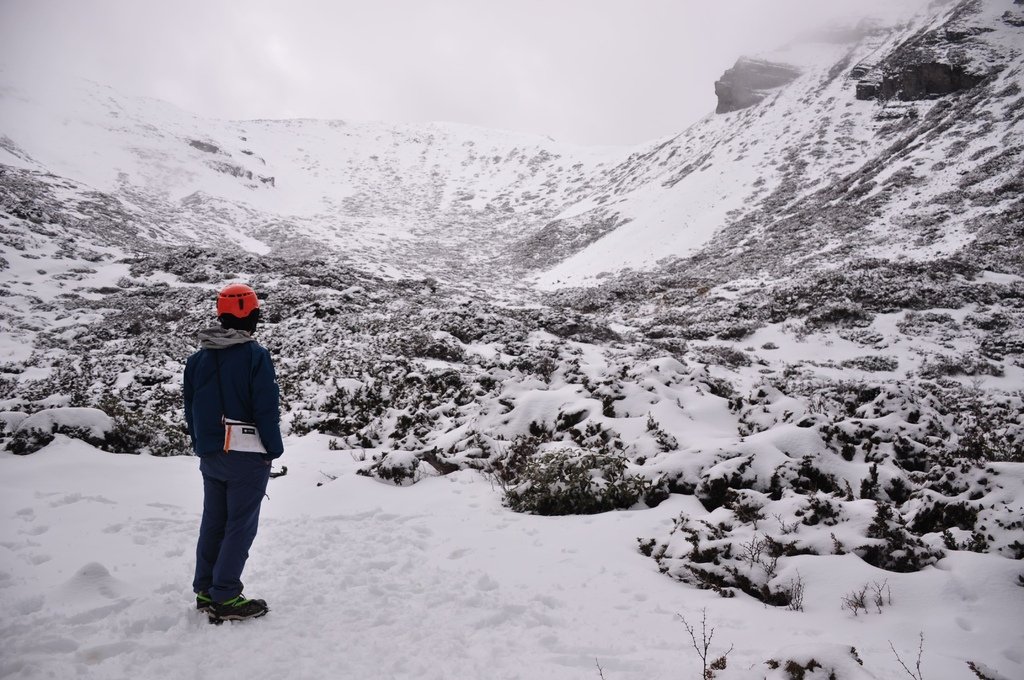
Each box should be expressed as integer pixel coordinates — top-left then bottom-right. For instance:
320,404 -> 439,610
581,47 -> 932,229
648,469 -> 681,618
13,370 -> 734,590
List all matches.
1,0 -> 1023,678
3,2 -> 1021,290
0,71 -> 628,283
539,0 -> 1024,287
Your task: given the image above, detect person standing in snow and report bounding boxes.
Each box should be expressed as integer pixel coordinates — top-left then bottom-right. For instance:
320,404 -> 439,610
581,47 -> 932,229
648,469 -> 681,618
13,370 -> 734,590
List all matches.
183,283 -> 283,622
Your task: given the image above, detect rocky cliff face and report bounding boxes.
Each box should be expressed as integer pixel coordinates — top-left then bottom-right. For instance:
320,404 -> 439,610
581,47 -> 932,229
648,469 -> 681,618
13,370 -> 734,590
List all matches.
855,0 -> 1020,101
713,57 -> 802,113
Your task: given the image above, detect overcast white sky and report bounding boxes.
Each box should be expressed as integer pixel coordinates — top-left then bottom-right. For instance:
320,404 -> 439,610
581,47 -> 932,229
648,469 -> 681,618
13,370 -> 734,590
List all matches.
0,0 -> 931,146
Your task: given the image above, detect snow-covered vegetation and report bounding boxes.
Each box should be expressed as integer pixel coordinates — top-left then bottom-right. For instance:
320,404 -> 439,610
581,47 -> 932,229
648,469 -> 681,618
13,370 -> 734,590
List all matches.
1,0 -> 1022,678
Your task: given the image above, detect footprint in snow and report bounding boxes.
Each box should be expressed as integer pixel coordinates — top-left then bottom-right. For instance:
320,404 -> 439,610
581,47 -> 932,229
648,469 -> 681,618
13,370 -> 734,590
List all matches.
26,553 -> 52,565
67,601 -> 126,625
476,574 -> 499,591
14,594 -> 45,615
59,562 -> 125,601
21,524 -> 49,536
49,493 -> 116,508
76,640 -> 139,665
532,594 -> 562,609
40,636 -> 83,654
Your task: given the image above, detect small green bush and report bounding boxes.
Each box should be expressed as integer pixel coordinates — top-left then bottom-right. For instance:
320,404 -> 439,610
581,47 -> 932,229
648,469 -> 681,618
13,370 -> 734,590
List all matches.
503,448 -> 664,515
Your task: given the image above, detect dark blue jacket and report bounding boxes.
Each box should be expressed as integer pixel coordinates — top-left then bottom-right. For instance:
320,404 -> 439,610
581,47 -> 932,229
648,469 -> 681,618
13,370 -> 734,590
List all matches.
183,331 -> 284,459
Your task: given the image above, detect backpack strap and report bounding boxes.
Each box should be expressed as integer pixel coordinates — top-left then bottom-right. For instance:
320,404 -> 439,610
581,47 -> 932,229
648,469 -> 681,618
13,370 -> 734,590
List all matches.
213,350 -> 227,421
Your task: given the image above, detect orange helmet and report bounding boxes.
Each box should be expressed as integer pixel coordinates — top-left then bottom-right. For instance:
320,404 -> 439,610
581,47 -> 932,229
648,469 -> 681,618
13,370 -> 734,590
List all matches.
217,283 -> 259,318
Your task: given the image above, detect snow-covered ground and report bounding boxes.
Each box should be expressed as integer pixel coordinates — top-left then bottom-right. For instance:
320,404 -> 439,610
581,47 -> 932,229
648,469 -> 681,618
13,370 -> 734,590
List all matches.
2,436 -> 1021,680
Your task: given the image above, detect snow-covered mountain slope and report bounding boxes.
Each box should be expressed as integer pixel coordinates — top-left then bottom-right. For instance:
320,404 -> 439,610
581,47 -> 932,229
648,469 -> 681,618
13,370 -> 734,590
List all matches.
2,0 -> 1020,289
0,71 -> 628,283
538,0 -> 1024,286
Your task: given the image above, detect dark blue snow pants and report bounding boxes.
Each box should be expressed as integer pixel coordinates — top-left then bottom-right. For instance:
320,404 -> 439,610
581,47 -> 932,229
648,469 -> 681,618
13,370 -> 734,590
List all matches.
193,451 -> 271,603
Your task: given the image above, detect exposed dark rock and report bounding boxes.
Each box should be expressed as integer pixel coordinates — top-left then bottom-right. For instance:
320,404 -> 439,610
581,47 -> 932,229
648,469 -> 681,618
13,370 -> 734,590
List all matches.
0,135 -> 34,163
188,139 -> 221,154
208,161 -> 253,180
879,62 -> 988,100
714,58 -> 801,114
855,0 -> 1007,102
856,79 -> 881,101
943,25 -> 995,42
849,63 -> 873,79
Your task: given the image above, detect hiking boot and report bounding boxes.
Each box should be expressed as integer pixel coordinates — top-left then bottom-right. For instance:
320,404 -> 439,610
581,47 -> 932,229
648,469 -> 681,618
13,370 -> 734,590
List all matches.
208,594 -> 269,622
195,591 -> 214,613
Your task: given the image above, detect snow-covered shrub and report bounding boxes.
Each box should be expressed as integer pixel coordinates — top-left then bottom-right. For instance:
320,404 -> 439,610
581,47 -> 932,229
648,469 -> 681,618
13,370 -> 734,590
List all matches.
646,415 -> 679,452
486,434 -> 538,490
695,456 -> 758,510
503,448 -> 664,515
840,356 -> 899,372
804,302 -> 874,330
644,509 -> 811,605
897,310 -> 960,338
543,317 -> 620,344
857,502 -> 943,572
716,322 -> 758,340
98,394 -> 189,456
693,345 -> 752,368
918,352 -> 1004,379
980,330 -> 1024,360
357,450 -> 421,486
387,331 -> 465,362
0,411 -> 29,445
7,407 -> 114,455
503,345 -> 559,381
763,646 -> 869,680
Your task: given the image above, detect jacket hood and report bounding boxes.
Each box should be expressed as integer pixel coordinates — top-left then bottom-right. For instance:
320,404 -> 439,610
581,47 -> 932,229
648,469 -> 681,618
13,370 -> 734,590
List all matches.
198,327 -> 255,350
